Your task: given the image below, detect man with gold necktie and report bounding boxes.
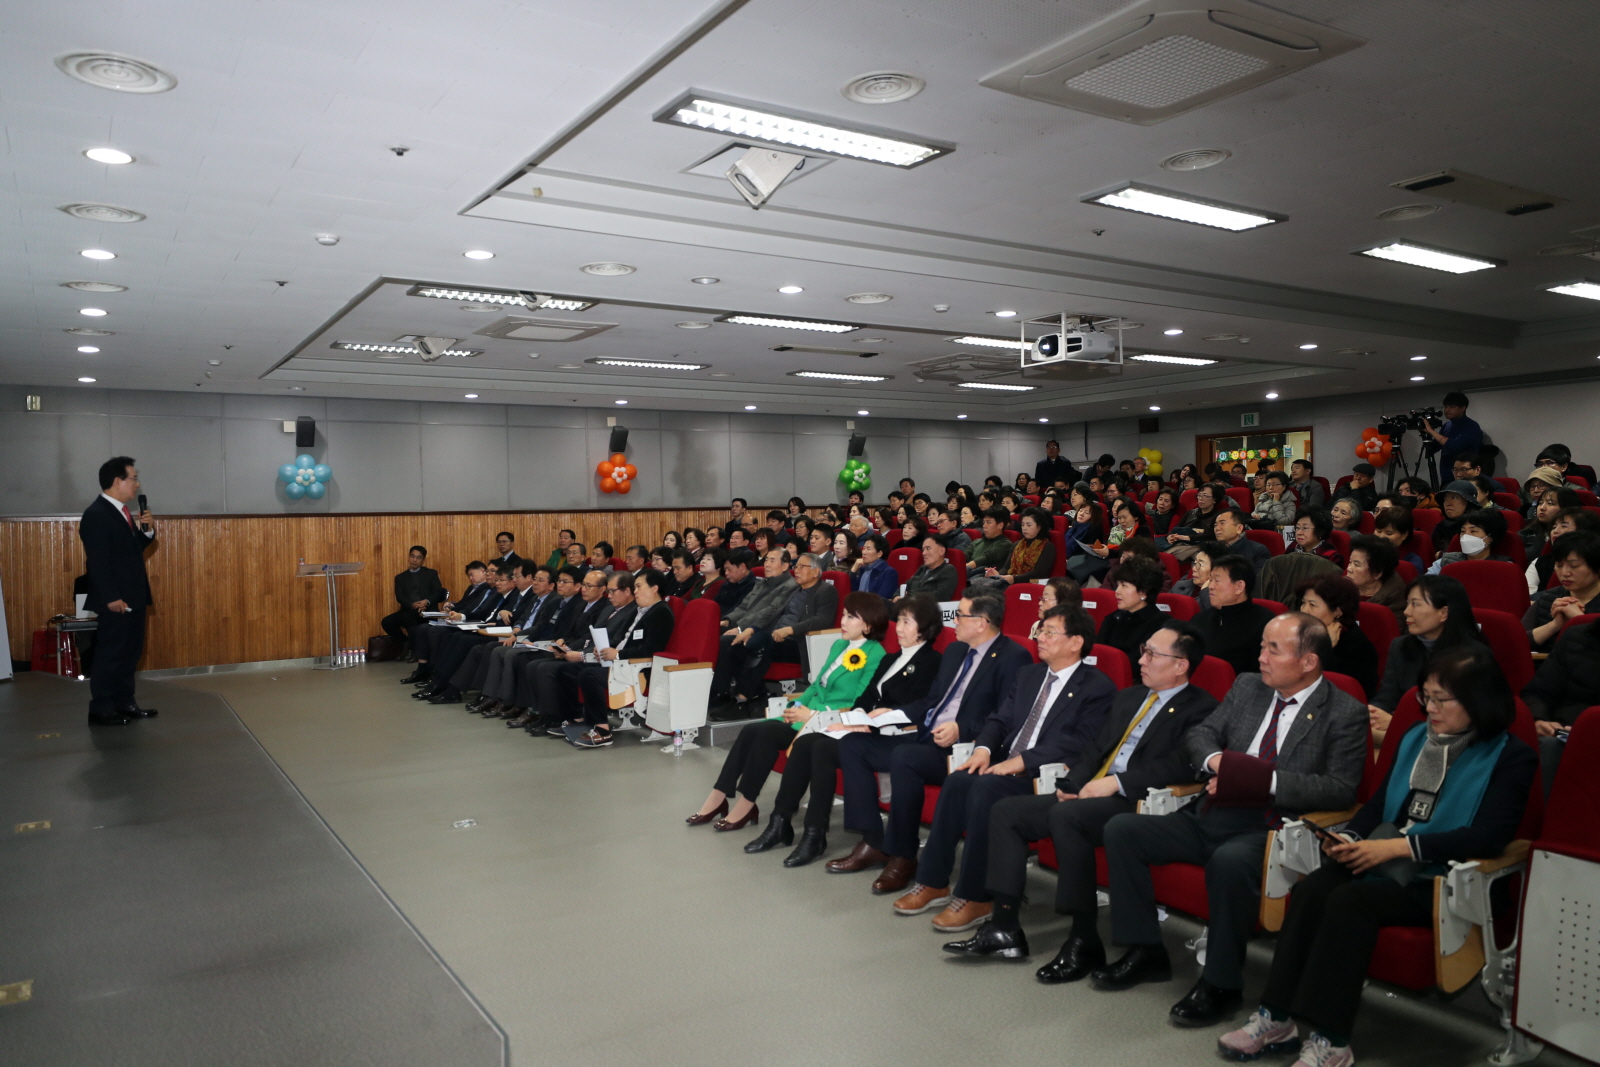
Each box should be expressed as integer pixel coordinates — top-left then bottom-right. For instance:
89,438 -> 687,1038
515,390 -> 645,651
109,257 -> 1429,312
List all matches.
948,620 -> 1218,978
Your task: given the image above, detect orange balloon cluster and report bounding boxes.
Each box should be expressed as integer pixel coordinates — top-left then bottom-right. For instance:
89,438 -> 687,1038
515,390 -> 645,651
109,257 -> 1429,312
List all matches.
596,452 -> 637,494
1354,428 -> 1394,467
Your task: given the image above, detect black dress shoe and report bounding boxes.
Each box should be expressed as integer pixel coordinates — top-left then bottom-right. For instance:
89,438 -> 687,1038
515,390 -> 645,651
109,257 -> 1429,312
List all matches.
1035,936 -> 1105,983
465,696 -> 487,712
427,689 -> 461,704
1090,944 -> 1173,991
743,812 -> 794,853
943,921 -> 1031,960
87,711 -> 132,726
781,828 -> 828,867
121,706 -> 159,718
1168,978 -> 1243,1027
399,670 -> 428,684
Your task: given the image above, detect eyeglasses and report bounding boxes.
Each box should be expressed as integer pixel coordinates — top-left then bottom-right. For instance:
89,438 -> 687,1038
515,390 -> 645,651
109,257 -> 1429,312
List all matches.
1138,643 -> 1186,661
953,612 -> 984,620
1036,627 -> 1068,639
1421,691 -> 1462,708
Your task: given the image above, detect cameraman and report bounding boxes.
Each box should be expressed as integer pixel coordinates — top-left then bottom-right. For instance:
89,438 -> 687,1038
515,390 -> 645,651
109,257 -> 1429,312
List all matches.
1423,391 -> 1484,472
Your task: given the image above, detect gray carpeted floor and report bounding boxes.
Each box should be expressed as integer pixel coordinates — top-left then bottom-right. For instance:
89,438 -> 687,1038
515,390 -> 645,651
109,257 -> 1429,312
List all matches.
0,672 -> 505,1067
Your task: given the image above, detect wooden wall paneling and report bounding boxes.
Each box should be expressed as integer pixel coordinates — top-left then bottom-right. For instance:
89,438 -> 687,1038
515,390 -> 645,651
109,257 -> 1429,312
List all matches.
2,509 -> 728,670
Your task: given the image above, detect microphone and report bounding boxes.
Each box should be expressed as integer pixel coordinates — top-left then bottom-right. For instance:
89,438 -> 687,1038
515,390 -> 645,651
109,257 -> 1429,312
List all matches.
137,494 -> 151,532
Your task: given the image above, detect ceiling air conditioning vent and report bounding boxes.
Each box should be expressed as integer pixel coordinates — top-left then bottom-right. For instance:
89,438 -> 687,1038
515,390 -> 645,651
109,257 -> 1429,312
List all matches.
474,317 -> 616,342
980,0 -> 1363,125
769,344 -> 880,357
1389,169 -> 1568,216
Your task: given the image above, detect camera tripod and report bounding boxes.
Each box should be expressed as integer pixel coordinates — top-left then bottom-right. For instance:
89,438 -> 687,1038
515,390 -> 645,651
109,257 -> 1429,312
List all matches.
1382,429 -> 1439,491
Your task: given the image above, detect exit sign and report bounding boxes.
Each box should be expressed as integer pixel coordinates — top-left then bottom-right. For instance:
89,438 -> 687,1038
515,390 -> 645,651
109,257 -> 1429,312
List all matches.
1240,412 -> 1260,428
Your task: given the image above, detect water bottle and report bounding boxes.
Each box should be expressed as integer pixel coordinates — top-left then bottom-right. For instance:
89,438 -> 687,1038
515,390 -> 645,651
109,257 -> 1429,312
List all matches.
673,731 -> 684,758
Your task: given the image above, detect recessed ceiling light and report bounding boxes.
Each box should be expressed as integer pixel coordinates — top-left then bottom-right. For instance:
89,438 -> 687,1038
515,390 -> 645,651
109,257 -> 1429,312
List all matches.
581,262 -> 635,276
459,305 -> 498,312
464,393 -> 479,398
710,372 -> 734,377
1085,183 -> 1280,231
956,381 -> 1035,392
1163,328 -> 1183,336
791,370 -> 889,382
288,386 -> 305,391
658,94 -> 949,168
845,293 -> 892,304
462,250 -> 494,260
61,202 -> 145,223
65,327 -> 111,336
1376,203 -> 1439,222
1203,333 -> 1240,341
1038,417 -> 1049,423
527,353 -> 540,359
331,341 -> 483,357
1130,354 -> 1217,366
57,51 -> 176,93
63,280 -> 127,293
80,249 -> 115,260
1298,343 -> 1317,350
949,335 -> 1029,351
722,314 -> 856,333
675,321 -> 712,330
1160,148 -> 1231,172
1356,242 -> 1499,274
744,404 -> 758,410
591,358 -> 707,371
956,414 -> 967,419
691,276 -> 720,284
1410,375 -> 1426,381
857,410 -> 869,415
615,399 -> 628,405
994,310 -> 1017,318
1546,280 -> 1600,301
777,285 -> 804,294
1411,355 -> 1428,361
841,71 -> 925,105
79,307 -> 107,317
208,360 -> 221,366
84,147 -> 134,165
77,345 -> 99,353
1265,392 -> 1279,399
1149,405 -> 1161,411
77,376 -> 98,383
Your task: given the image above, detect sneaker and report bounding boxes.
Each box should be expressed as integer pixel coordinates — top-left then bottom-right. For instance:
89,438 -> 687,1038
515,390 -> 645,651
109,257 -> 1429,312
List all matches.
1292,1035 -> 1352,1067
572,729 -> 614,749
1219,1008 -> 1302,1061
640,729 -> 673,743
545,721 -> 576,738
892,883 -> 953,916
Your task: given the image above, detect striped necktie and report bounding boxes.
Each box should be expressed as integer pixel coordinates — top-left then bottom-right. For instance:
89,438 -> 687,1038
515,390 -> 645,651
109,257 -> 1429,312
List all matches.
1258,695 -> 1297,765
924,648 -> 978,729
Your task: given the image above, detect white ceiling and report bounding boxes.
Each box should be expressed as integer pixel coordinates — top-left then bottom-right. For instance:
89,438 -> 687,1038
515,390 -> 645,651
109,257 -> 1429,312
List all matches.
5,0 -> 1600,424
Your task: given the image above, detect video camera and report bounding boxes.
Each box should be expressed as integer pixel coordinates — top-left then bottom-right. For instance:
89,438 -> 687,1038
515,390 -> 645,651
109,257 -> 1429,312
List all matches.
1378,407 -> 1444,439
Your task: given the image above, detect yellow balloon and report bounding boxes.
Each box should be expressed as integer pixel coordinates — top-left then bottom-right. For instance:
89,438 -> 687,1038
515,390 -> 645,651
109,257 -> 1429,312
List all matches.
1146,449 -> 1162,462
1146,461 -> 1163,476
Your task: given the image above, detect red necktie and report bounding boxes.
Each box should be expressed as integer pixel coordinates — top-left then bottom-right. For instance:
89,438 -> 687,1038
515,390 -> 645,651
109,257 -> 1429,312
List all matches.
122,504 -> 135,530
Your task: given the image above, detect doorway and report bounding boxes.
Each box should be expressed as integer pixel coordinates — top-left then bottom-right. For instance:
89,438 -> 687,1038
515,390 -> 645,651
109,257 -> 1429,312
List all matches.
1196,427 -> 1313,476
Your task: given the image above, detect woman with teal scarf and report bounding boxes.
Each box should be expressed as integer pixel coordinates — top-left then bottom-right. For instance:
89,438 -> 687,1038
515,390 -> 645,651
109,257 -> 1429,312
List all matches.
1220,646 -> 1535,1067
686,592 -> 887,840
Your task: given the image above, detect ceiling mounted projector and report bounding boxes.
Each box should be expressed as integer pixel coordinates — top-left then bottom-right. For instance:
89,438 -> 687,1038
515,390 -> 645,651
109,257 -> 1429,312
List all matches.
726,147 -> 807,208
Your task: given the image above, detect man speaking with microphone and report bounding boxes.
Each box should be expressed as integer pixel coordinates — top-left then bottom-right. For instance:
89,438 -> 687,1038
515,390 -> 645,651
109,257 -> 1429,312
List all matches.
80,456 -> 157,726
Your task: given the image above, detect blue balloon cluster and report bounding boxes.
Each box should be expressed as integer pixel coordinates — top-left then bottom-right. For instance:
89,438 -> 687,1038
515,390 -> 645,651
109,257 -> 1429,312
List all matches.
278,453 -> 332,500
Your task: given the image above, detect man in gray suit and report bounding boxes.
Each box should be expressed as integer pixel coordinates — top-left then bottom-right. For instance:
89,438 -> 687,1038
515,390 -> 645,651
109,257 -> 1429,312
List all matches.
710,547 -> 800,706
1091,613 -> 1368,1027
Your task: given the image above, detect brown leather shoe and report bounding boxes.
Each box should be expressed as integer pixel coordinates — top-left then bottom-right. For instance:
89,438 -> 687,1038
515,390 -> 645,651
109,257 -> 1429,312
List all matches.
893,882 -> 952,915
827,841 -> 889,874
872,856 -> 918,896
931,899 -> 992,932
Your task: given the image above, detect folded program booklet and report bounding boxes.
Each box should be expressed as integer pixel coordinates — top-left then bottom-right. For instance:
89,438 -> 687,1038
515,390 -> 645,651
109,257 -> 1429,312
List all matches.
838,709 -> 912,727
483,626 -> 514,635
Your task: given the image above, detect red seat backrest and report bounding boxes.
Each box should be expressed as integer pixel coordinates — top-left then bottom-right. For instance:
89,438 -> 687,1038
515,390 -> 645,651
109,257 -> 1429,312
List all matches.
1358,511 -> 1376,535
1540,707 -> 1600,846
1373,686 -> 1426,788
1329,530 -> 1352,562
660,598 -> 722,663
1410,508 -> 1443,537
1157,551 -> 1181,586
1566,475 -> 1591,490
1191,656 -> 1235,701
823,570 -> 850,624
666,595 -> 684,618
1441,560 -> 1529,618
1086,644 -> 1133,688
1004,529 -> 1022,542
1493,477 -> 1520,495
1565,612 -> 1600,634
1323,670 -> 1368,703
1315,476 -> 1332,500
1052,515 -> 1069,534
945,550 -> 968,596
1226,487 -> 1254,512
934,626 -> 957,653
1180,489 -> 1199,513
1395,560 -> 1417,585
1255,598 -> 1288,615
1023,495 -> 1040,506
1080,587 -> 1116,624
888,546 -> 921,584
1355,601 -> 1400,676
1474,608 -> 1536,693
1492,492 -> 1522,511
1246,529 -> 1285,556
1004,583 -> 1044,638
1049,528 -> 1067,577
1336,475 -> 1353,489
611,558 -> 627,572
1155,593 -> 1198,620
885,529 -> 902,548
1407,530 -> 1434,565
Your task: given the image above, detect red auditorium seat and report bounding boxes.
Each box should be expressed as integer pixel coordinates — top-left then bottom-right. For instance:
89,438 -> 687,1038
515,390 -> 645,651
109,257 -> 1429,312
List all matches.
1357,511 -> 1376,535
1407,530 -> 1434,565
1246,529 -> 1284,556
1191,656 -> 1236,701
1492,492 -> 1522,512
1395,561 -> 1417,585
1493,477 -> 1520,496
1410,508 -> 1443,538
887,546 -> 921,585
1155,593 -> 1198,620
1255,598 -> 1288,615
885,529 -> 902,548
1086,644 -> 1133,688
1156,552 -> 1181,587
1441,560 -> 1529,618
1315,476 -> 1331,501
1473,608 -> 1536,693
1003,583 -> 1044,639
1322,670 -> 1368,703
1049,528 -> 1068,578
1180,489 -> 1198,512
1226,487 -> 1253,512
1079,587 -> 1116,624
945,549 -> 968,597
1355,601 -> 1399,676
1328,530 -> 1351,563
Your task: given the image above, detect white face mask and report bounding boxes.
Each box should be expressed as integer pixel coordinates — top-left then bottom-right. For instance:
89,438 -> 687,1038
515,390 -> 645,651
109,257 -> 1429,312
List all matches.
1459,533 -> 1488,556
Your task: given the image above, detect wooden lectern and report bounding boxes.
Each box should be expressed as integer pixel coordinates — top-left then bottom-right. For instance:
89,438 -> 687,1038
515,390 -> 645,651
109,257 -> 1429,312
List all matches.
296,561 -> 365,669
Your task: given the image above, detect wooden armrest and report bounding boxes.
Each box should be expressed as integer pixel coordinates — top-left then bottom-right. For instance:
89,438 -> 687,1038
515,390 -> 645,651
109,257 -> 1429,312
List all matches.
807,628 -> 843,636
662,662 -> 713,672
626,656 -> 654,665
1295,808 -> 1359,828
1469,839 -> 1531,875
1166,783 -> 1205,798
1531,652 -> 1549,662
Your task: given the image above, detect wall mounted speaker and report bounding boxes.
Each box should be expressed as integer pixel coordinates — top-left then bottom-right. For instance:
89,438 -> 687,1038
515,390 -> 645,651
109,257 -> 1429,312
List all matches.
295,415 -> 316,448
847,433 -> 866,457
608,425 -> 629,453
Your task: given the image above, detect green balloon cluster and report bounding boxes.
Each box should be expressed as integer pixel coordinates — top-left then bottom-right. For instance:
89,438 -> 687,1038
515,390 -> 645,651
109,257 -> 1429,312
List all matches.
839,457 -> 872,492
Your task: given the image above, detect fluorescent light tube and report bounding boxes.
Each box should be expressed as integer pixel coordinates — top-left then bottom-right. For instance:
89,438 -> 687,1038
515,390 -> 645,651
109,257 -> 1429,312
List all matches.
660,94 -> 949,168
956,381 -> 1036,391
722,314 -> 857,333
948,336 -> 1030,350
408,287 -> 595,312
331,341 -> 482,356
791,370 -> 888,382
1085,183 -> 1279,231
591,359 -> 707,371
1356,242 -> 1499,274
1130,354 -> 1217,366
1546,281 -> 1600,301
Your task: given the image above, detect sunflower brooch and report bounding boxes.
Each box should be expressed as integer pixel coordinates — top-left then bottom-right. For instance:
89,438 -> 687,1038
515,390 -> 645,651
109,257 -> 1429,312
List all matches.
841,648 -> 869,672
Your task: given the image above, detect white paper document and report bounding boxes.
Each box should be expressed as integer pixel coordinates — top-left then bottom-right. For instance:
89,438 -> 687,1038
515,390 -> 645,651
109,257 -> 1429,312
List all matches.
838,709 -> 912,728
484,626 -> 514,635
590,626 -> 612,651
421,611 -> 448,618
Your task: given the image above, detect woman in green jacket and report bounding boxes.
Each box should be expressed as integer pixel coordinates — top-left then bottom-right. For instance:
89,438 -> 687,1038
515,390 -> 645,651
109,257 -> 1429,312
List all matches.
687,592 -> 889,845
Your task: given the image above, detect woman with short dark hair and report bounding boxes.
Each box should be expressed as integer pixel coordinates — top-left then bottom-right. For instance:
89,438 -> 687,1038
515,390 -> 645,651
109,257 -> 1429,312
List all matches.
1289,507 -> 1344,567
1367,575 -> 1486,746
1096,556 -> 1167,683
1296,575 -> 1379,698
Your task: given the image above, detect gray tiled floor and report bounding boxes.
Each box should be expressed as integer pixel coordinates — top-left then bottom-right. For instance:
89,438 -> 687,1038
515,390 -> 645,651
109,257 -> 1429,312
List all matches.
152,662 -> 1575,1067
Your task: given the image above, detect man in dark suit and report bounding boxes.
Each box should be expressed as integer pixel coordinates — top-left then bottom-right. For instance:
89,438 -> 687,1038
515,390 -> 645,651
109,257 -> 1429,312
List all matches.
835,594 -> 1034,895
381,545 -> 446,656
948,620 -> 1218,976
492,530 -> 522,571
895,604 -> 1118,933
557,570 -> 676,749
1192,554 -> 1278,676
1093,613 -> 1369,1026
499,568 -> 614,728
79,456 -> 157,725
421,563 -> 541,703
469,566 -> 586,716
525,571 -> 634,735
400,561 -> 492,685
405,563 -> 516,696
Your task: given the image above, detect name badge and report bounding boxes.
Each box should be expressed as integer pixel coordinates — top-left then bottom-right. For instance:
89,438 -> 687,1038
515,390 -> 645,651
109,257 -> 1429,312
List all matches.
633,629 -> 644,639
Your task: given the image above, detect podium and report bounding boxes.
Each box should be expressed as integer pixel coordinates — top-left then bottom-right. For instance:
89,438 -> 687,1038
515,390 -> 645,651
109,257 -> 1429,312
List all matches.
296,562 -> 365,669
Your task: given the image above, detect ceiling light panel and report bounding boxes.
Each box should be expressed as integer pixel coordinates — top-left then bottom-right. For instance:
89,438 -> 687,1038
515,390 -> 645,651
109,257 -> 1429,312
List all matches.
406,286 -> 596,312
948,335 -> 1031,350
1546,281 -> 1600,302
720,313 -> 857,333
657,93 -> 952,168
1085,183 -> 1280,230
790,370 -> 889,382
1355,242 -> 1500,274
1130,353 -> 1217,366
589,358 -> 708,371
331,341 -> 483,356
956,382 -> 1036,391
